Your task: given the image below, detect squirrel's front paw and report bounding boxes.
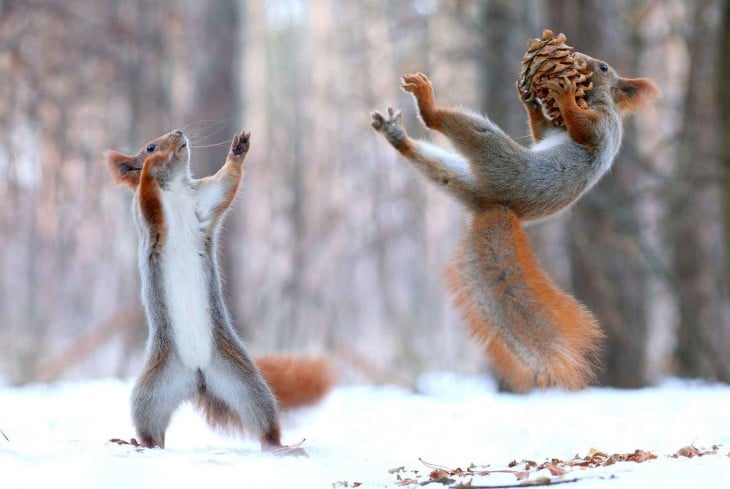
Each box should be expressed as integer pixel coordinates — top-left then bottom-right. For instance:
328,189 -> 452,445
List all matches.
371,107 -> 400,131
401,72 -> 434,99
229,131 -> 251,158
371,107 -> 406,147
545,78 -> 574,99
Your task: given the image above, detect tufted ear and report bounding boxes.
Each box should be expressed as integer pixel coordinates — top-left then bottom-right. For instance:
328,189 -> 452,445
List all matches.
105,150 -> 141,190
612,77 -> 661,116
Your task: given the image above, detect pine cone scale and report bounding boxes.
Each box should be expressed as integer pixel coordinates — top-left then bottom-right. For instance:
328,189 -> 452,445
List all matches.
518,29 -> 592,128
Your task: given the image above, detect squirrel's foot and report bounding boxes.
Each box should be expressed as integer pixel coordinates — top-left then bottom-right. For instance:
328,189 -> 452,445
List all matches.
228,131 -> 251,159
109,437 -> 142,447
371,107 -> 407,150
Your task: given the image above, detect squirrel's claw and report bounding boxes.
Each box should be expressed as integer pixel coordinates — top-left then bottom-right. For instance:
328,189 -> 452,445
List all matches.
370,109 -> 386,130
401,72 -> 432,94
229,131 -> 251,157
371,107 -> 402,131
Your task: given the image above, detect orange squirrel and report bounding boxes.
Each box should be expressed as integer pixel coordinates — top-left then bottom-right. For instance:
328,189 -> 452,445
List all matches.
106,130 -> 333,450
371,55 -> 659,391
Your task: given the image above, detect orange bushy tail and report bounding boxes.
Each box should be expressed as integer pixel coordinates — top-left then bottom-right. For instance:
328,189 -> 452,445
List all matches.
447,205 -> 603,392
255,355 -> 335,409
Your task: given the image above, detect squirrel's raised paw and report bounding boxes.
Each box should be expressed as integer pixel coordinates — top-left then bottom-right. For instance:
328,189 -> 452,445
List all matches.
370,107 -> 402,131
400,72 -> 432,94
371,107 -> 408,149
229,131 -> 251,158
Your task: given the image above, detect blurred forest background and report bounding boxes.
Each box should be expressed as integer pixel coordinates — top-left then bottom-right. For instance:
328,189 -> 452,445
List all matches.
1,0 -> 728,388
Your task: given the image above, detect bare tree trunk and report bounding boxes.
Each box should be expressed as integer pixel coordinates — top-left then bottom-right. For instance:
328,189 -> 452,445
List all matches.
720,0 -> 730,288
125,0 -> 172,146
672,0 -> 730,381
547,0 -> 651,387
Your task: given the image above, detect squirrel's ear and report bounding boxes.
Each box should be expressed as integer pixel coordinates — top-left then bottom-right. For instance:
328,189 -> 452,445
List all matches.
105,150 -> 141,190
613,77 -> 661,116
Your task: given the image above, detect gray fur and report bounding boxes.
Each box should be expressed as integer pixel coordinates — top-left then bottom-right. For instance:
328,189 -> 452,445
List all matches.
129,133 -> 279,448
372,87 -> 624,222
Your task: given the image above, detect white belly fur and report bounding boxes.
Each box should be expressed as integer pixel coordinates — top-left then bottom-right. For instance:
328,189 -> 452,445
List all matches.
161,181 -> 213,369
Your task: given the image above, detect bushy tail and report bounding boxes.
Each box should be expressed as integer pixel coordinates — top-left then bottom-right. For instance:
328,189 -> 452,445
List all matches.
255,354 -> 335,409
446,205 -> 603,392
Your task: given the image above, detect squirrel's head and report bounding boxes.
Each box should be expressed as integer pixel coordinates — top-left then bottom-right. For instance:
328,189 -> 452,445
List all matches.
575,53 -> 661,117
105,129 -> 190,190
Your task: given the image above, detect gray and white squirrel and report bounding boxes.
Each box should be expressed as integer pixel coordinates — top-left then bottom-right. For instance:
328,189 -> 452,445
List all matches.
106,130 -> 333,451
371,53 -> 660,391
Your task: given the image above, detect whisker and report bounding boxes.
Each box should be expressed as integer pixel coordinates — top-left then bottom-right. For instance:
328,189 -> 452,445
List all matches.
183,119 -> 225,132
189,139 -> 231,149
185,120 -> 228,142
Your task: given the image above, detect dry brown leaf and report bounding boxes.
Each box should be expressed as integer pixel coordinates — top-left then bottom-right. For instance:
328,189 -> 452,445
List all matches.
429,469 -> 450,480
545,464 -> 566,476
674,444 -> 716,458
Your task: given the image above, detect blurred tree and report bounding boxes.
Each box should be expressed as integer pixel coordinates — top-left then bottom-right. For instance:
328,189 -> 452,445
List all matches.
720,0 -> 730,289
672,0 -> 730,381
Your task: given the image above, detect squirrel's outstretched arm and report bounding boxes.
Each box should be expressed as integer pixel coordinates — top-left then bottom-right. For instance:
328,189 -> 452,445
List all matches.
401,73 -> 526,169
371,107 -> 482,209
195,132 -> 249,228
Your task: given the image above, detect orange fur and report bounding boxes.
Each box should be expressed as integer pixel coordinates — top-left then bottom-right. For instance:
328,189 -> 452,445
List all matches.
137,152 -> 169,251
552,85 -> 601,149
402,72 -> 442,130
105,150 -> 141,189
255,355 -> 335,409
613,77 -> 661,116
447,206 -> 603,391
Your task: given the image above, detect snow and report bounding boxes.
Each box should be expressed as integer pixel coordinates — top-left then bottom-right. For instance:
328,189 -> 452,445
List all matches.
1,373 -> 728,488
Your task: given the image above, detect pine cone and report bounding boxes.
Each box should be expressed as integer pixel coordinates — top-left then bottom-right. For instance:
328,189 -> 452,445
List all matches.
517,30 -> 593,128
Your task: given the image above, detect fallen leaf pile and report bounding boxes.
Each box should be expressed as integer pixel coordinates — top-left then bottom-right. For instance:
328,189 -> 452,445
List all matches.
389,444 -> 724,487
517,29 -> 593,128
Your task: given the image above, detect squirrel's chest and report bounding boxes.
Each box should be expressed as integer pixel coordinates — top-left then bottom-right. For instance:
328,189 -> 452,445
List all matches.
159,187 -> 214,369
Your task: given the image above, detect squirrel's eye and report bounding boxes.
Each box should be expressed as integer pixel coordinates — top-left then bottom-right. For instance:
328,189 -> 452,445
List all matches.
598,63 -> 609,73
146,144 -> 156,153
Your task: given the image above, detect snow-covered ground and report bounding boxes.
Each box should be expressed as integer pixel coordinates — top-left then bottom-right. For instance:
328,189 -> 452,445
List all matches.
1,373 -> 728,488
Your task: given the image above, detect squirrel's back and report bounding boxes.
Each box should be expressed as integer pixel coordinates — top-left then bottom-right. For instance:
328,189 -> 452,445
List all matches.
447,205 -> 603,391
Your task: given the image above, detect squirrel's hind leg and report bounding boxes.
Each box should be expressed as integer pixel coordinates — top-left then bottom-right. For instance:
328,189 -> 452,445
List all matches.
203,328 -> 290,453
131,354 -> 196,448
